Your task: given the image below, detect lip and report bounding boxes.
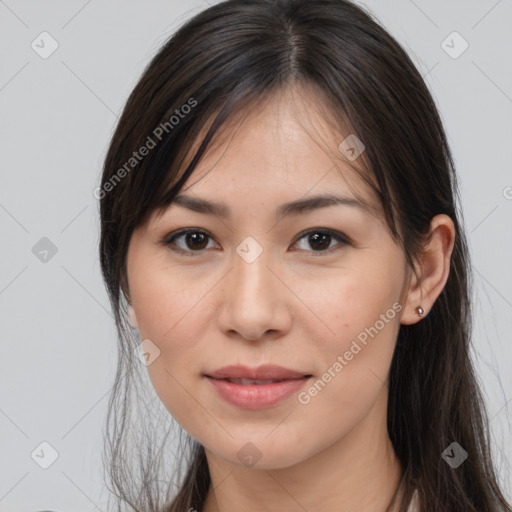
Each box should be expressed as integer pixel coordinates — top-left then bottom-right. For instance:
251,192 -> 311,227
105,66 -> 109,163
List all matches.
204,364 -> 312,410
205,364 -> 310,380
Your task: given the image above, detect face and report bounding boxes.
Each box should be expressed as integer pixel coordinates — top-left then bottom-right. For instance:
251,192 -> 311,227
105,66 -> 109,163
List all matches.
126,86 -> 412,470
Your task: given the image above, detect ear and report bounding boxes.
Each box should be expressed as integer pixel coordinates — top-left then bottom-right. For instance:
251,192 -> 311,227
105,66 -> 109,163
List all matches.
127,304 -> 139,329
400,214 -> 456,325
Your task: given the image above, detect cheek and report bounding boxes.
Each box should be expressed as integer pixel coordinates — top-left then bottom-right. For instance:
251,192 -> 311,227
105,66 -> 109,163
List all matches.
131,264 -> 208,343
292,275 -> 402,450
307,262 -> 402,343
303,260 -> 403,394
138,303 -> 205,437
129,269 -> 206,402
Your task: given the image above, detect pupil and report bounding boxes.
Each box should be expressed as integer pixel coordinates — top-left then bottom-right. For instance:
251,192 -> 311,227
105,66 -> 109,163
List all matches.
187,232 -> 208,250
310,233 -> 330,250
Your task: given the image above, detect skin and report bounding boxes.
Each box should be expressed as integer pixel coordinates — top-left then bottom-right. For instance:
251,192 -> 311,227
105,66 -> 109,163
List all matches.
126,85 -> 455,512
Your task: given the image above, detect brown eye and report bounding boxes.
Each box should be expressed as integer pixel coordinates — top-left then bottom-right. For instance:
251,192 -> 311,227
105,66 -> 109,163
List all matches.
162,227 -> 350,258
183,231 -> 209,250
292,229 -> 349,255
163,229 -> 217,256
307,232 -> 332,251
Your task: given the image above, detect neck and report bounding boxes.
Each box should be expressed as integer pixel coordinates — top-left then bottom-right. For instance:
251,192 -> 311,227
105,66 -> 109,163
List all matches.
202,387 -> 404,512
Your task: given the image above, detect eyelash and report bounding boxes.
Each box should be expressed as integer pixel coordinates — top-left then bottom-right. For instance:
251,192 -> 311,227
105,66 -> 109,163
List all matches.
161,228 -> 352,258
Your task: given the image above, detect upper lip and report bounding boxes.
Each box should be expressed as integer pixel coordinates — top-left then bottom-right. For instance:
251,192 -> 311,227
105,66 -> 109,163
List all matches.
205,364 -> 311,380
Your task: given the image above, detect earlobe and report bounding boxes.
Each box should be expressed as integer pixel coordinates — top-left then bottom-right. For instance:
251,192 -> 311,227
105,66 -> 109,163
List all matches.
400,214 -> 456,326
128,304 -> 139,329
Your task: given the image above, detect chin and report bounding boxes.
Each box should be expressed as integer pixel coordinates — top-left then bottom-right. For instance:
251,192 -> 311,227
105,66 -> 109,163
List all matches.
203,435 -> 312,471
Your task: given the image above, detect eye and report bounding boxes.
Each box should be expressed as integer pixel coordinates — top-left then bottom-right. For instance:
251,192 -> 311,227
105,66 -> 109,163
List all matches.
291,229 -> 350,256
161,228 -> 351,257
162,228 -> 219,257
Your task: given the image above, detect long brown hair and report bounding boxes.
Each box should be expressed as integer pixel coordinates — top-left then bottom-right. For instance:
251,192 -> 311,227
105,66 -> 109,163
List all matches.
98,1 -> 511,510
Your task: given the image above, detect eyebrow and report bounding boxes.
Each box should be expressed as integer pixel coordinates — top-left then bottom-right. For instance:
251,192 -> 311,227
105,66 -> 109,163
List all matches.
170,192 -> 376,219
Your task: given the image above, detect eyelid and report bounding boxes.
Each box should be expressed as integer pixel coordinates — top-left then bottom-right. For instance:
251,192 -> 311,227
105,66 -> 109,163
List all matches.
161,227 -> 353,256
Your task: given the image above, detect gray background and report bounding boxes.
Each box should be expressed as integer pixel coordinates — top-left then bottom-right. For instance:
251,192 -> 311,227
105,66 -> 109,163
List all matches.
1,0 -> 511,510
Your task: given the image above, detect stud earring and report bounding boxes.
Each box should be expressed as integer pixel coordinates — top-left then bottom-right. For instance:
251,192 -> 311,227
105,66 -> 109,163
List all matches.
415,306 -> 424,316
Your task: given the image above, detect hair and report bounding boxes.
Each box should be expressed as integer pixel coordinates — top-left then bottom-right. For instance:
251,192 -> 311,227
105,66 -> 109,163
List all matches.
97,0 -> 511,511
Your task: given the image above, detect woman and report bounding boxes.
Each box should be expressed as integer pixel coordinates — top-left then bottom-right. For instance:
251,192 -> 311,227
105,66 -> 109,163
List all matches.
98,0 -> 512,510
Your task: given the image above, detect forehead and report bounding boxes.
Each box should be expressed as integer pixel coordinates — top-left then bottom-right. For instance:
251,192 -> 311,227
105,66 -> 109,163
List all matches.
203,87 -> 356,168
147,83 -> 381,227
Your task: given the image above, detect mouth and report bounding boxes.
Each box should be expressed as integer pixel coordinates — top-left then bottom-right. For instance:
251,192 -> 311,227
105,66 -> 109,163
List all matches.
204,366 -> 313,410
205,363 -> 312,381
214,377 -> 310,385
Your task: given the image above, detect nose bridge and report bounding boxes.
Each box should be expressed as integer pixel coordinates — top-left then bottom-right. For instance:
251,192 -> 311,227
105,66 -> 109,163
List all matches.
217,235 -> 288,340
232,235 -> 276,305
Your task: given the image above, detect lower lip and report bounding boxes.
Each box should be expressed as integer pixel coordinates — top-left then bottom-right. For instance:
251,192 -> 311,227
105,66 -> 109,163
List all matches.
206,376 -> 311,410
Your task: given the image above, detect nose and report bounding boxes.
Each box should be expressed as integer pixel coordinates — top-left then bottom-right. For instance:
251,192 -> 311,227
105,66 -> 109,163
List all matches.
216,244 -> 292,342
